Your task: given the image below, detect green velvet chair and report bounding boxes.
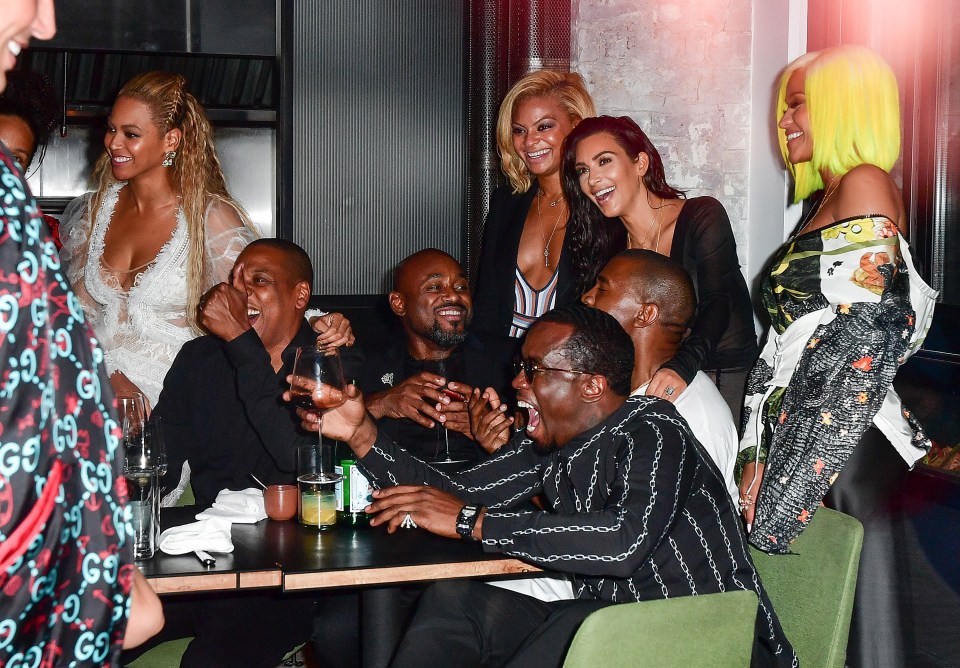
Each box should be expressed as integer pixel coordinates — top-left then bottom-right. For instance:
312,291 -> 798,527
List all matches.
563,589 -> 759,667
124,638 -> 191,668
749,506 -> 864,668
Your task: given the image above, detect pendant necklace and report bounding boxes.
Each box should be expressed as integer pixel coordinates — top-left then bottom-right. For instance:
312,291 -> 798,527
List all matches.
627,205 -> 663,254
818,176 -> 842,211
799,175 -> 841,236
537,189 -> 566,268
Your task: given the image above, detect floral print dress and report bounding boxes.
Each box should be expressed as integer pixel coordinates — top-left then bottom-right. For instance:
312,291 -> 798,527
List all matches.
738,214 -> 937,553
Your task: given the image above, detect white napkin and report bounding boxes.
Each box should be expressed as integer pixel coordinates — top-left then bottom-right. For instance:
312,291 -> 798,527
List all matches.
195,488 -> 267,524
158,517 -> 234,555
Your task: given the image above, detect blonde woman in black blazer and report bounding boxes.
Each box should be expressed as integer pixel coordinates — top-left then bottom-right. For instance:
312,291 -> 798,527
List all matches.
473,70 -> 595,341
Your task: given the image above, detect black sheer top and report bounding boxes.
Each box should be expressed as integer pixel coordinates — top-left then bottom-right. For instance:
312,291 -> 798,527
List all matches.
663,196 -> 758,382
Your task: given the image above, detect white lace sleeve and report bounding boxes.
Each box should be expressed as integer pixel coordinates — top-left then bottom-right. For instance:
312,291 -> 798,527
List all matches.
57,192 -> 102,327
59,193 -> 95,289
202,199 -> 259,289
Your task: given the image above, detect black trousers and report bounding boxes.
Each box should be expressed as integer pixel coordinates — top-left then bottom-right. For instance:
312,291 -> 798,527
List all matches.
389,580 -> 609,668
823,426 -> 910,668
312,586 -> 423,668
121,591 -> 315,668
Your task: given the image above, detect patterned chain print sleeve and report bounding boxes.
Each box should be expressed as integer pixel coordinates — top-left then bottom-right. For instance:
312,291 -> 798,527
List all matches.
0,147 -> 133,666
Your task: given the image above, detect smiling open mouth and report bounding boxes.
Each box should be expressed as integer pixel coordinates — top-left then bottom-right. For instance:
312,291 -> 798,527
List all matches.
517,399 -> 541,433
247,307 -> 261,325
435,306 -> 465,321
786,131 -> 803,141
594,185 -> 615,204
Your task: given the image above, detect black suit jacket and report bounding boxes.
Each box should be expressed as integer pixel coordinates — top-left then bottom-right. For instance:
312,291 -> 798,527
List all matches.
472,184 -> 577,339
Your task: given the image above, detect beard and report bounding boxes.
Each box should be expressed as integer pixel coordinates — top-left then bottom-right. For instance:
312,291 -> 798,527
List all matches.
422,310 -> 472,349
425,322 -> 468,349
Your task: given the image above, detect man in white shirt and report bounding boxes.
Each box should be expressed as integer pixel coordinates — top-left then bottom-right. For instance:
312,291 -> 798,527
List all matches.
581,249 -> 740,506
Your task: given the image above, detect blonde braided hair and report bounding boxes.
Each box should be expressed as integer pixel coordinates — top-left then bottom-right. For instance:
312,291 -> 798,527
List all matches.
90,71 -> 256,332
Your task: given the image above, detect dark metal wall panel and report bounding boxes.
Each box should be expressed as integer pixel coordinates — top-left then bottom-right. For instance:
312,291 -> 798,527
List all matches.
508,0 -> 571,79
290,1 -> 465,295
466,0 -> 508,282
464,0 -> 571,281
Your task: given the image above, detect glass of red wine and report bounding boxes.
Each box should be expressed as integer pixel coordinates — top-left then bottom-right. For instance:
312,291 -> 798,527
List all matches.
289,344 -> 347,481
422,358 -> 467,466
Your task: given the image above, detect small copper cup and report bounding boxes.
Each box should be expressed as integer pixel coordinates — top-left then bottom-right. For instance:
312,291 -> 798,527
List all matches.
264,484 -> 298,521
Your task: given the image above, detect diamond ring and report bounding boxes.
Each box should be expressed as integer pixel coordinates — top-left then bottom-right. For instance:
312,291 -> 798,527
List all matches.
400,513 -> 418,529
664,386 -> 676,397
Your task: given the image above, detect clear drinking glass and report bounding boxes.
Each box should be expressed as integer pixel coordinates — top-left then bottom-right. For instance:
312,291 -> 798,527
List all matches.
297,444 -> 338,530
144,415 -> 167,544
117,393 -> 158,559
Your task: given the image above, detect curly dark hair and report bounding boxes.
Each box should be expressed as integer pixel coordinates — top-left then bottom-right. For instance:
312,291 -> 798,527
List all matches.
0,69 -> 57,167
536,303 -> 634,397
561,115 -> 685,298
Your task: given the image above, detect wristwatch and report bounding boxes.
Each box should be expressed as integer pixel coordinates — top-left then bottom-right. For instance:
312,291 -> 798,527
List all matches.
456,504 -> 481,541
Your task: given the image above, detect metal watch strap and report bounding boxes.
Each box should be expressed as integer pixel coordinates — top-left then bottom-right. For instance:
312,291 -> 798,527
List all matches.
456,503 -> 481,541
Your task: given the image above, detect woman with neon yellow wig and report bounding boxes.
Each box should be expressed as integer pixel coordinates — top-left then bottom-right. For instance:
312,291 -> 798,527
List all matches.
737,45 -> 937,666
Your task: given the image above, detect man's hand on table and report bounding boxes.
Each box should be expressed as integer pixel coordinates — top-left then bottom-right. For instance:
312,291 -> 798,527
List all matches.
468,387 -> 513,454
367,485 -> 483,540
199,263 -> 251,341
287,383 -> 378,458
365,372 -> 455,429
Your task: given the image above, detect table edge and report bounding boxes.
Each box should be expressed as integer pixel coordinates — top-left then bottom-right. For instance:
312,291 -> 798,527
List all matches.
282,558 -> 541,590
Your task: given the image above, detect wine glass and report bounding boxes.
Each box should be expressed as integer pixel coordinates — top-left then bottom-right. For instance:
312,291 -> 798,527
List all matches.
289,344 -> 346,480
422,358 -> 467,466
145,415 -> 167,479
116,393 -> 148,471
144,415 -> 167,541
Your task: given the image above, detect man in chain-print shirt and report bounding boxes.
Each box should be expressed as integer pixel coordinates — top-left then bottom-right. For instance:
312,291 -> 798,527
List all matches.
314,304 -> 795,667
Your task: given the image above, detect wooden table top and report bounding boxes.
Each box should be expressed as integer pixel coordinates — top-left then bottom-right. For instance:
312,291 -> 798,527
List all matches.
138,507 -> 283,594
142,506 -> 539,594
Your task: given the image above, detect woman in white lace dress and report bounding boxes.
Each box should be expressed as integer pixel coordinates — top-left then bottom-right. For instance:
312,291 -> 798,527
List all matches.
60,71 -> 258,406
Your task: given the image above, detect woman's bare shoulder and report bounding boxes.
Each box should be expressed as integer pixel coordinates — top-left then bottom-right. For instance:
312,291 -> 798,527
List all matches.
835,164 -> 905,232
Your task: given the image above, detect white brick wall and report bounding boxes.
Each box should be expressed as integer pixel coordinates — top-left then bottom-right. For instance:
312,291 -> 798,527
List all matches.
571,0 -> 756,265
